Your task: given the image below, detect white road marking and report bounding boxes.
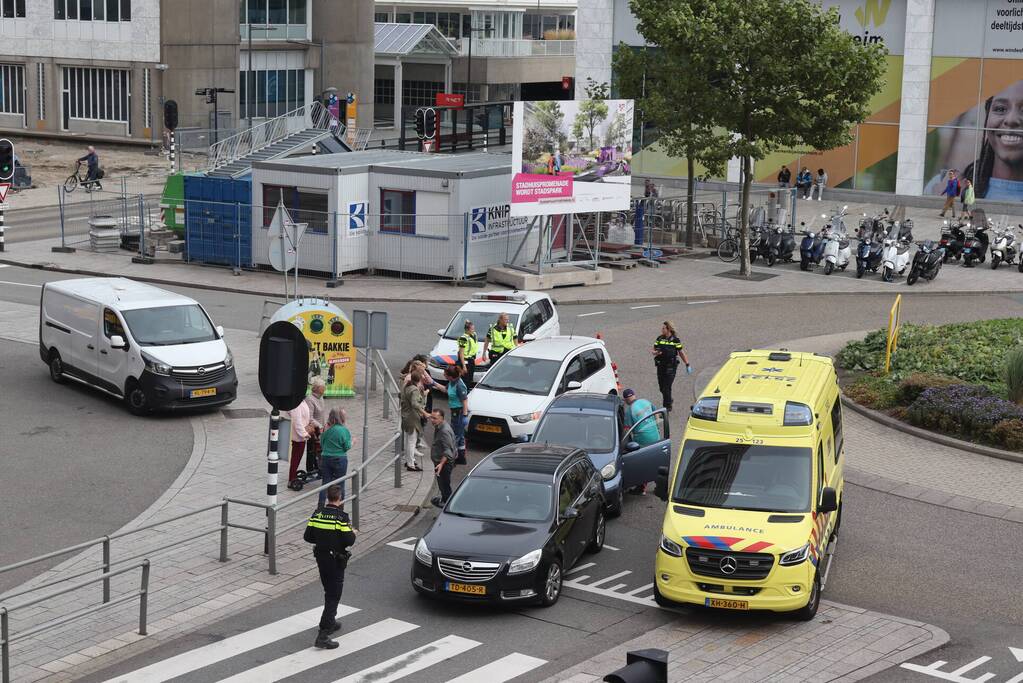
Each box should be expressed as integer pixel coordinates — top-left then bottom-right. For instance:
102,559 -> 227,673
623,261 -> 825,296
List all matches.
584,571 -> 632,588
387,537 -> 418,552
565,562 -> 595,575
0,280 -> 40,288
604,544 -> 621,551
687,300 -> 719,305
332,634 -> 481,683
446,653 -> 548,683
630,304 -> 660,310
625,583 -> 654,596
900,657 -> 996,683
562,577 -> 657,607
101,605 -> 360,683
577,311 -> 605,317
608,584 -> 628,591
0,264 -> 9,268
218,618 -> 418,683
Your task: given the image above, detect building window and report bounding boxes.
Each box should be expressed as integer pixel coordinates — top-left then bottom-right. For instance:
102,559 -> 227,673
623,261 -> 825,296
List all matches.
395,12 -> 410,23
62,67 -> 130,123
261,185 -> 329,234
241,0 -> 305,25
380,189 -> 415,234
0,64 -> 25,115
2,0 -> 26,18
143,68 -> 151,130
55,0 -> 129,20
239,68 -> 305,120
36,63 -> 45,121
374,11 -> 389,22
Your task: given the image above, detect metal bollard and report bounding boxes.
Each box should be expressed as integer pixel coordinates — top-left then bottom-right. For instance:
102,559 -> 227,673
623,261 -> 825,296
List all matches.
102,536 -> 111,603
139,560 -> 150,636
351,470 -> 360,529
383,386 -> 390,420
219,501 -> 229,562
394,434 -> 403,488
267,507 -> 278,575
2,607 -> 9,683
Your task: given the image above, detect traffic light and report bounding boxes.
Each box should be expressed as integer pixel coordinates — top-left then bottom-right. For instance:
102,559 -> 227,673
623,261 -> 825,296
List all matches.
414,108 -> 426,139
258,321 -> 311,411
0,138 -> 14,182
423,108 -> 437,140
163,100 -> 178,131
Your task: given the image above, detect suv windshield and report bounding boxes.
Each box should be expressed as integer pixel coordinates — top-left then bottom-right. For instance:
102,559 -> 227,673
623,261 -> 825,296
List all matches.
533,412 -> 616,453
477,356 -> 560,395
673,440 -> 812,513
443,311 -> 520,340
122,305 -> 218,346
446,477 -> 552,522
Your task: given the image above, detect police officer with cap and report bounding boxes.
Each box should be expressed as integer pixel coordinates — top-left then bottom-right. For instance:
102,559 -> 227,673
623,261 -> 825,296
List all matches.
482,313 -> 519,365
304,484 -> 356,649
652,321 -> 691,411
457,320 -> 479,382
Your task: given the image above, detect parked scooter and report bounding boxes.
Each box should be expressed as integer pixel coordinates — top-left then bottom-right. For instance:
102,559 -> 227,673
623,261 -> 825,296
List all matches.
820,207 -> 852,275
962,223 -> 990,267
766,224 -> 797,266
880,221 -> 912,282
906,240 -> 944,285
939,219 -> 967,263
989,223 -> 1018,270
749,224 -> 773,264
799,222 -> 827,271
855,217 -> 886,278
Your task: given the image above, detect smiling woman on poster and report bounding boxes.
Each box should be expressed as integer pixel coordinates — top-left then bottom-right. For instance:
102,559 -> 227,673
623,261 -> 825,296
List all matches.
963,81 -> 1023,201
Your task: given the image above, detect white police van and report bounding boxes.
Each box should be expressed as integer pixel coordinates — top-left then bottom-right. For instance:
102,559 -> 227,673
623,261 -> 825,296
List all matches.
428,291 -> 560,384
40,277 -> 237,414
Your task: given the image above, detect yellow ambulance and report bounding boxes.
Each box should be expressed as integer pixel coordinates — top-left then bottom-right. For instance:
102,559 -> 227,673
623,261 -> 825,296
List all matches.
653,349 -> 844,620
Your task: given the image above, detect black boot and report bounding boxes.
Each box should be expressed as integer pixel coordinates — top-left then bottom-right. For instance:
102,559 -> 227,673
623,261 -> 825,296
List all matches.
314,630 -> 339,649
329,620 -> 342,634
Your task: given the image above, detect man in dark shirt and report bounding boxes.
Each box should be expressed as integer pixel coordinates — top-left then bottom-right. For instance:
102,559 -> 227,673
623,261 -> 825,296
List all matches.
777,165 -> 791,187
429,409 -> 456,508
304,484 -> 357,649
77,146 -> 101,191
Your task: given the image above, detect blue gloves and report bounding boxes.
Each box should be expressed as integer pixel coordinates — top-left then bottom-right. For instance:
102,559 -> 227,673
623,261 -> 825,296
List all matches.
685,365 -> 693,375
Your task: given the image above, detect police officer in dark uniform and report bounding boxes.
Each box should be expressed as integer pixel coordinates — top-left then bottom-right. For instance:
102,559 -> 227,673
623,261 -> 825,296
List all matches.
652,321 -> 691,411
304,484 -> 357,649
457,320 -> 479,383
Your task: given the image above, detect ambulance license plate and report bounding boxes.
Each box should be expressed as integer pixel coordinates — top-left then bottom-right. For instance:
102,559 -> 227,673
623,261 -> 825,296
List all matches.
476,424 -> 502,433
706,598 -> 749,610
445,582 -> 486,595
190,388 -> 217,398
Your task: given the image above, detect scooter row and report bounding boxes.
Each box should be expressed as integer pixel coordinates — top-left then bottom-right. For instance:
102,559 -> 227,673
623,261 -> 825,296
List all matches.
937,218 -> 1023,271
748,206 -> 853,274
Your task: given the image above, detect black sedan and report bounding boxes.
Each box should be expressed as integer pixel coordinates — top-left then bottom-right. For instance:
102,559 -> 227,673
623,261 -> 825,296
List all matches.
411,443 -> 605,607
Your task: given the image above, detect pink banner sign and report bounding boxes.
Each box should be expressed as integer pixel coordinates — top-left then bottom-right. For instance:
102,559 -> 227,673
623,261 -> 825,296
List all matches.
512,173 -> 574,204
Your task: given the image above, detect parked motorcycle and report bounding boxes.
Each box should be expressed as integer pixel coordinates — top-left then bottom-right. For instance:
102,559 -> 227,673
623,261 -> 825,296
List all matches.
906,240 -> 944,285
855,220 -> 885,278
939,219 -> 966,263
749,225 -> 772,264
962,223 -> 990,267
799,223 -> 827,271
880,221 -> 912,283
989,223 -> 1018,270
822,224 -> 852,275
766,224 -> 797,266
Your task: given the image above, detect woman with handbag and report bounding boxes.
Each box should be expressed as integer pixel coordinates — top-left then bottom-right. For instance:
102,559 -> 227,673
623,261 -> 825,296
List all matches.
444,365 -> 470,464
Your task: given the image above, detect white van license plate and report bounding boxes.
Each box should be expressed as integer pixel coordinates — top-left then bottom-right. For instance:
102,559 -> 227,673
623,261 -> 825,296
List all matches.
190,388 -> 217,398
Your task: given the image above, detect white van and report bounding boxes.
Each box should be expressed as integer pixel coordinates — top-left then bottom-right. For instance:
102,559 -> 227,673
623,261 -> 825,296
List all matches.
39,277 -> 238,414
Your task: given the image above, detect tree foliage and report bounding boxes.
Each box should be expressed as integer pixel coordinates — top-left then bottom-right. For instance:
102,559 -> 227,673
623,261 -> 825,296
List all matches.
623,0 -> 887,271
574,98 -> 609,151
524,100 -> 566,161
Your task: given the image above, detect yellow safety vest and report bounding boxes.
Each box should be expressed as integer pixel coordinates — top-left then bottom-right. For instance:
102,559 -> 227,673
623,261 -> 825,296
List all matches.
488,324 -> 516,353
458,333 -> 478,358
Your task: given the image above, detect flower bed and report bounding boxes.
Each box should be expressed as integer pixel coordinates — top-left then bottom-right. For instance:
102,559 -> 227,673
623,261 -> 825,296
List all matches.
837,320 -> 1023,452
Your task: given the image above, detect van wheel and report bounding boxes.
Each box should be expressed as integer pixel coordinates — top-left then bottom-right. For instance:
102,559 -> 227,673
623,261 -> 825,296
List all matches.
49,351 -> 65,384
125,380 -> 150,415
793,572 -> 821,621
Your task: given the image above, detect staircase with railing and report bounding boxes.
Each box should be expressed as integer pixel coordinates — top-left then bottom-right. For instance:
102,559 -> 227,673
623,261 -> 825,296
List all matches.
206,101 -> 347,177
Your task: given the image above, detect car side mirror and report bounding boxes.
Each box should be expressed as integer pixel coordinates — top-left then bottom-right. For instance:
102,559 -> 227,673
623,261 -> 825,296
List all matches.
566,380 -> 582,392
624,441 -> 640,453
436,329 -> 444,337
109,335 -> 126,349
522,333 -> 536,342
819,487 -> 838,514
562,506 -> 579,520
655,465 -> 669,502
215,325 -> 225,337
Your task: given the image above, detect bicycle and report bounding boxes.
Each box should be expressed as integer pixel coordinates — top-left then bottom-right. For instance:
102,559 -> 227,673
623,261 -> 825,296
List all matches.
64,161 -> 103,194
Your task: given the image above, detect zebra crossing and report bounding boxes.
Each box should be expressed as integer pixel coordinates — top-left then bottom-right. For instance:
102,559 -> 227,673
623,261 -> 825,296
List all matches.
97,603 -> 547,683
386,537 -> 658,608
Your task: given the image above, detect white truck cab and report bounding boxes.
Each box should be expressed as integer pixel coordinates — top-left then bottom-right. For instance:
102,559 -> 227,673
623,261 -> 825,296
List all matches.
39,277 -> 237,414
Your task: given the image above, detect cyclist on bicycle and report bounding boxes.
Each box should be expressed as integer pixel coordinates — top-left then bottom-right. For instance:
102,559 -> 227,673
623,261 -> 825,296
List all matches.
77,146 -> 101,191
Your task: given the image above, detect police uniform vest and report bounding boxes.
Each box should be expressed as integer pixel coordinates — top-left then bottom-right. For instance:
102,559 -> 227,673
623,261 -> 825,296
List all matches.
488,324 -> 516,353
304,505 -> 356,555
654,334 -> 683,367
458,332 -> 478,357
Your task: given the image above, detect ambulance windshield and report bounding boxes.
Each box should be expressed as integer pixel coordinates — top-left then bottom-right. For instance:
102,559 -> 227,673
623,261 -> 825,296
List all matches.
673,440 -> 813,513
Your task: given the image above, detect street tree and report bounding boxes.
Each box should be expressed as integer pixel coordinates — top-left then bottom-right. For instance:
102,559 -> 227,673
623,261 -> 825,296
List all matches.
574,96 -> 609,151
615,46 -> 729,248
624,0 -> 886,274
524,100 -> 566,163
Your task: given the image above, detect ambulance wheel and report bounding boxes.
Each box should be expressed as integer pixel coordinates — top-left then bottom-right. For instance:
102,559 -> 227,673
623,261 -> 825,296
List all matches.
793,573 -> 821,621
653,583 -> 673,609
49,351 -> 65,384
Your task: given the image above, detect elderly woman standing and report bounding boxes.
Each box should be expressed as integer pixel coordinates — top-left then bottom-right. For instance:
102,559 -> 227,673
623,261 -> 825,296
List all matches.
318,408 -> 352,508
304,377 -> 328,475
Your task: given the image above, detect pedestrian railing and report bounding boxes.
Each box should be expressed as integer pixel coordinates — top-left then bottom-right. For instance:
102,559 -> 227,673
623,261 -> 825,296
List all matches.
0,561 -> 150,683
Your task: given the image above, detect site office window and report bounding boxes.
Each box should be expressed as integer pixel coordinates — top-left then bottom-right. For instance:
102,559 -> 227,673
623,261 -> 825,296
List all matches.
380,189 -> 415,234
54,0 -> 131,21
261,184 -> 329,234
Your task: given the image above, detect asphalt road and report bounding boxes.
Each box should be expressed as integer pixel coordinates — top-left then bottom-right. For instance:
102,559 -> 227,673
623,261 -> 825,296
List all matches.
4,264 -> 1023,680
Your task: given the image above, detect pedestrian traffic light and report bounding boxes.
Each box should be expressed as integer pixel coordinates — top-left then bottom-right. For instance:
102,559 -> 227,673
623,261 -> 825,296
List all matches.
0,138 -> 14,182
414,108 -> 426,139
258,321 -> 310,411
423,108 -> 437,140
163,100 -> 178,131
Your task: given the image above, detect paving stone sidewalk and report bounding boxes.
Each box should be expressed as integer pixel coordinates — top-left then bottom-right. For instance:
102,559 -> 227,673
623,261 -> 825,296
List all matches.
0,300 -> 432,683
547,600 -> 948,682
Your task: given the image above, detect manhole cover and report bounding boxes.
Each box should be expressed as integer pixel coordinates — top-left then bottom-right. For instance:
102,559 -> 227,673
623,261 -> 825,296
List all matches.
713,269 -> 779,282
222,408 -> 269,419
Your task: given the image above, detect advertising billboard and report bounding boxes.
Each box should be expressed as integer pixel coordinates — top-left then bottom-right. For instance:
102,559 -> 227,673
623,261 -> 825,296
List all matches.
511,98 -> 634,217
270,299 -> 356,398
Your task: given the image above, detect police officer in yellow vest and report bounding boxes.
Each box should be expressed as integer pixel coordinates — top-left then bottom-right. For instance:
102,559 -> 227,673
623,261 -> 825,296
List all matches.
304,484 -> 357,649
457,320 -> 479,382
482,312 -> 519,365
